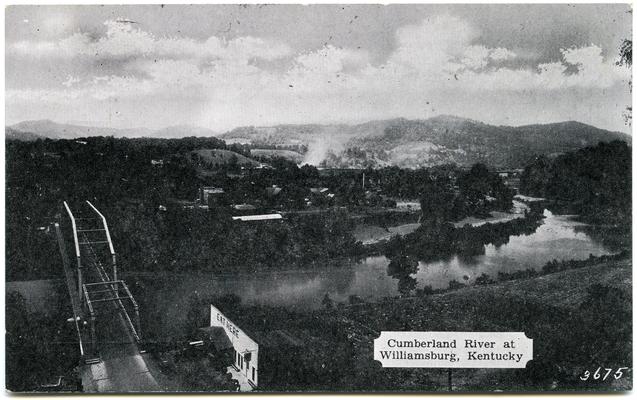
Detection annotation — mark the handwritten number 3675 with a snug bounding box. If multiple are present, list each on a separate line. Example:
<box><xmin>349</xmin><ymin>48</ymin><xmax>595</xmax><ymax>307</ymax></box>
<box><xmin>580</xmin><ymin>367</ymin><xmax>628</xmax><ymax>381</ymax></box>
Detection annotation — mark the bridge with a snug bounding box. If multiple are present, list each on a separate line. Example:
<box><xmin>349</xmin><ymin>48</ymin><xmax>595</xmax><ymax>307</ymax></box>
<box><xmin>56</xmin><ymin>201</ymin><xmax>160</xmax><ymax>392</ymax></box>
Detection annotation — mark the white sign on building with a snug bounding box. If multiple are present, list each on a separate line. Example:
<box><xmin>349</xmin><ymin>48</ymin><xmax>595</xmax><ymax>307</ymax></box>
<box><xmin>210</xmin><ymin>304</ymin><xmax>259</xmax><ymax>388</ymax></box>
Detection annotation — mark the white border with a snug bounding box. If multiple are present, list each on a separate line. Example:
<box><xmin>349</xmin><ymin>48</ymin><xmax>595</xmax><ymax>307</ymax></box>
<box><xmin>1</xmin><ymin>1</ymin><xmax>634</xmax><ymax>400</ymax></box>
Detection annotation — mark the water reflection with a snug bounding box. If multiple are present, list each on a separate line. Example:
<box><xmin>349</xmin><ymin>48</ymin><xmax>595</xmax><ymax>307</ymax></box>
<box><xmin>412</xmin><ymin>210</ymin><xmax>610</xmax><ymax>289</ymax></box>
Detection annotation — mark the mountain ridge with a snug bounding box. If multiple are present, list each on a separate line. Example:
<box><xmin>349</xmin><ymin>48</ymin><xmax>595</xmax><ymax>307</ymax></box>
<box><xmin>221</xmin><ymin>116</ymin><xmax>629</xmax><ymax>168</ymax></box>
<box><xmin>6</xmin><ymin>120</ymin><xmax>217</xmax><ymax>140</ymax></box>
<box><xmin>7</xmin><ymin>116</ymin><xmax>630</xmax><ymax>168</ymax></box>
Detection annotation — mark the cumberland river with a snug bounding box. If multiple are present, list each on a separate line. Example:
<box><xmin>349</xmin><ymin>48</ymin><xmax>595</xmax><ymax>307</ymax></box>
<box><xmin>127</xmin><ymin>209</ymin><xmax>611</xmax><ymax>337</ymax></box>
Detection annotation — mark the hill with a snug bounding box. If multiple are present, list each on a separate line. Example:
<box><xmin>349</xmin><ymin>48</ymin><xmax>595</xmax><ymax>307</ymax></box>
<box><xmin>8</xmin><ymin>116</ymin><xmax>630</xmax><ymax>168</ymax></box>
<box><xmin>5</xmin><ymin>127</ymin><xmax>46</xmax><ymax>141</ymax></box>
<box><xmin>191</xmin><ymin>149</ymin><xmax>262</xmax><ymax>168</ymax></box>
<box><xmin>250</xmin><ymin>149</ymin><xmax>305</xmax><ymax>164</ymax></box>
<box><xmin>151</xmin><ymin>125</ymin><xmax>219</xmax><ymax>139</ymax></box>
<box><xmin>6</xmin><ymin>120</ymin><xmax>217</xmax><ymax>140</ymax></box>
<box><xmin>222</xmin><ymin>116</ymin><xmax>630</xmax><ymax>168</ymax></box>
<box><xmin>8</xmin><ymin>120</ymin><xmax>152</xmax><ymax>139</ymax></box>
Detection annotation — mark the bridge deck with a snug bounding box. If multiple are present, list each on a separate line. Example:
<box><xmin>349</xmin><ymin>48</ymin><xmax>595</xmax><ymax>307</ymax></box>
<box><xmin>79</xmin><ymin>293</ymin><xmax>160</xmax><ymax>392</ymax></box>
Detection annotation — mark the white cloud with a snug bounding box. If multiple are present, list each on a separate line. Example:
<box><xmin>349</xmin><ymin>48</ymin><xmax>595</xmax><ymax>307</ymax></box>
<box><xmin>456</xmin><ymin>45</ymin><xmax>627</xmax><ymax>91</ymax></box>
<box><xmin>490</xmin><ymin>48</ymin><xmax>516</xmax><ymax>61</ymax></box>
<box><xmin>62</xmin><ymin>75</ymin><xmax>81</xmax><ymax>87</ymax></box>
<box><xmin>294</xmin><ymin>45</ymin><xmax>369</xmax><ymax>74</ymax></box>
<box><xmin>391</xmin><ymin>15</ymin><xmax>476</xmax><ymax>71</ymax></box>
<box><xmin>9</xmin><ymin>18</ymin><xmax>292</xmax><ymax>64</ymax></box>
<box><xmin>462</xmin><ymin>45</ymin><xmax>492</xmax><ymax>70</ymax></box>
<box><xmin>5</xmin><ymin>15</ymin><xmax>630</xmax><ymax>132</ymax></box>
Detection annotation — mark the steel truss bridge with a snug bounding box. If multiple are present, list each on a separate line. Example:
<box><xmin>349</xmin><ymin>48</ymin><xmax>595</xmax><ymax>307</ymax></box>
<box><xmin>56</xmin><ymin>201</ymin><xmax>160</xmax><ymax>392</ymax></box>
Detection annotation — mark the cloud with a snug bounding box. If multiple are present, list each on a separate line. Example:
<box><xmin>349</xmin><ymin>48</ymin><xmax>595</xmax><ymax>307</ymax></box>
<box><xmin>6</xmin><ymin>15</ymin><xmax>630</xmax><ymax>132</ymax></box>
<box><xmin>391</xmin><ymin>15</ymin><xmax>476</xmax><ymax>71</ymax></box>
<box><xmin>62</xmin><ymin>75</ymin><xmax>81</xmax><ymax>87</ymax></box>
<box><xmin>294</xmin><ymin>45</ymin><xmax>370</xmax><ymax>74</ymax></box>
<box><xmin>489</xmin><ymin>47</ymin><xmax>516</xmax><ymax>61</ymax></box>
<box><xmin>456</xmin><ymin>45</ymin><xmax>627</xmax><ymax>91</ymax></box>
<box><xmin>461</xmin><ymin>46</ymin><xmax>517</xmax><ymax>70</ymax></box>
<box><xmin>9</xmin><ymin>18</ymin><xmax>292</xmax><ymax>63</ymax></box>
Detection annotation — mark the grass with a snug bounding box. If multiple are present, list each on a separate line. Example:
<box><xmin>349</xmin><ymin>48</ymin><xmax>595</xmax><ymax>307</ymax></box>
<box><xmin>191</xmin><ymin>149</ymin><xmax>261</xmax><ymax>168</ymax></box>
<box><xmin>250</xmin><ymin>149</ymin><xmax>304</xmax><ymax>163</ymax></box>
<box><xmin>340</xmin><ymin>258</ymin><xmax>632</xmax><ymax>391</ymax></box>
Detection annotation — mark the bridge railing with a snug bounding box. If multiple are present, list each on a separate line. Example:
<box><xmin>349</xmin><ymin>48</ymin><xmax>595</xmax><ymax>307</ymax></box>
<box><xmin>63</xmin><ymin>201</ymin><xmax>83</xmax><ymax>302</ymax></box>
<box><xmin>86</xmin><ymin>200</ymin><xmax>118</xmax><ymax>282</ymax></box>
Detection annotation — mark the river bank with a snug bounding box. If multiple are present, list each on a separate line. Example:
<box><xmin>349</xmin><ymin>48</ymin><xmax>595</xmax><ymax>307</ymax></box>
<box><xmin>337</xmin><ymin>255</ymin><xmax>631</xmax><ymax>391</ymax></box>
<box><xmin>193</xmin><ymin>254</ymin><xmax>631</xmax><ymax>391</ymax></box>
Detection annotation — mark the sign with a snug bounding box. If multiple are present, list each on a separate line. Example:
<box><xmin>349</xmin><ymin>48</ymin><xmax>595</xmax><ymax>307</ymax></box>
<box><xmin>215</xmin><ymin>312</ymin><xmax>240</xmax><ymax>338</ymax></box>
<box><xmin>374</xmin><ymin>331</ymin><xmax>533</xmax><ymax>368</ymax></box>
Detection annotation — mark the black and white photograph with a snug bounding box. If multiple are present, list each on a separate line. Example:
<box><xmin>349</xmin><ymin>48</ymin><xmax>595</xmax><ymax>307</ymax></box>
<box><xmin>4</xmin><ymin>3</ymin><xmax>633</xmax><ymax>393</ymax></box>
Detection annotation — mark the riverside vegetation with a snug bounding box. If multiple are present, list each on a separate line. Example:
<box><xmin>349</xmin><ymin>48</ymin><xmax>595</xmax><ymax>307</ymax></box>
<box><xmin>5</xmin><ymin>136</ymin><xmax>631</xmax><ymax>391</ymax></box>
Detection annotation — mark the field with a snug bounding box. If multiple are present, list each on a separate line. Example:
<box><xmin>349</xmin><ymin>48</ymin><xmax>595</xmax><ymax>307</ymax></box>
<box><xmin>353</xmin><ymin>223</ymin><xmax>421</xmax><ymax>245</ymax></box>
<box><xmin>191</xmin><ymin>149</ymin><xmax>262</xmax><ymax>168</ymax></box>
<box><xmin>250</xmin><ymin>149</ymin><xmax>305</xmax><ymax>164</ymax></box>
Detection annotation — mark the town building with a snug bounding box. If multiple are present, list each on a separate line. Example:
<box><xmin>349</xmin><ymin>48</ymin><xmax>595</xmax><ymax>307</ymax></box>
<box><xmin>232</xmin><ymin>214</ymin><xmax>283</xmax><ymax>222</ymax></box>
<box><xmin>309</xmin><ymin>187</ymin><xmax>329</xmax><ymax>195</ymax></box>
<box><xmin>208</xmin><ymin>304</ymin><xmax>259</xmax><ymax>390</ymax></box>
<box><xmin>265</xmin><ymin>185</ymin><xmax>282</xmax><ymax>197</ymax></box>
<box><xmin>230</xmin><ymin>203</ymin><xmax>261</xmax><ymax>216</ymax></box>
<box><xmin>203</xmin><ymin>304</ymin><xmax>306</xmax><ymax>391</ymax></box>
<box><xmin>199</xmin><ymin>186</ymin><xmax>225</xmax><ymax>204</ymax></box>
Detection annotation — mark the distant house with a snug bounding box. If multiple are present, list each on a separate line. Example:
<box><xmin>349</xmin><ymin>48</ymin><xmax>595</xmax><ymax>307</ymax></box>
<box><xmin>200</xmin><ymin>186</ymin><xmax>225</xmax><ymax>204</ymax></box>
<box><xmin>309</xmin><ymin>187</ymin><xmax>329</xmax><ymax>195</ymax></box>
<box><xmin>496</xmin><ymin>169</ymin><xmax>523</xmax><ymax>191</ymax></box>
<box><xmin>232</xmin><ymin>214</ymin><xmax>283</xmax><ymax>222</ymax></box>
<box><xmin>151</xmin><ymin>159</ymin><xmax>164</xmax><ymax>166</ymax></box>
<box><xmin>232</xmin><ymin>203</ymin><xmax>258</xmax><ymax>211</ymax></box>
<box><xmin>42</xmin><ymin>152</ymin><xmax>61</xmax><ymax>159</ymax></box>
<box><xmin>309</xmin><ymin>188</ymin><xmax>332</xmax><ymax>207</ymax></box>
<box><xmin>265</xmin><ymin>185</ymin><xmax>282</xmax><ymax>197</ymax></box>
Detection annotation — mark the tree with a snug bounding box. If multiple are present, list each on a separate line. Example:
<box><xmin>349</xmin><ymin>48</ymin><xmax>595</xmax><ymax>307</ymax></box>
<box><xmin>322</xmin><ymin>293</ymin><xmax>334</xmax><ymax>310</ymax></box>
<box><xmin>419</xmin><ymin>179</ymin><xmax>456</xmax><ymax>225</ymax></box>
<box><xmin>617</xmin><ymin>38</ymin><xmax>632</xmax><ymax>125</ymax></box>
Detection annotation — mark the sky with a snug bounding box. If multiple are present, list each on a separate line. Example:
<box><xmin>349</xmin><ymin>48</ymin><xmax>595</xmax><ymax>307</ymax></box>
<box><xmin>5</xmin><ymin>4</ymin><xmax>633</xmax><ymax>133</ymax></box>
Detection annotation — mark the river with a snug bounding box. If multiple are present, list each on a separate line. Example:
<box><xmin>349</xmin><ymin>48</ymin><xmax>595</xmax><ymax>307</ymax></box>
<box><xmin>126</xmin><ymin>209</ymin><xmax>612</xmax><ymax>338</ymax></box>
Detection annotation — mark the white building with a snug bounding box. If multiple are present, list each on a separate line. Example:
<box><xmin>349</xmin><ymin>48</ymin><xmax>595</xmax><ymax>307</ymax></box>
<box><xmin>231</xmin><ymin>213</ymin><xmax>283</xmax><ymax>222</ymax></box>
<box><xmin>209</xmin><ymin>304</ymin><xmax>259</xmax><ymax>389</ymax></box>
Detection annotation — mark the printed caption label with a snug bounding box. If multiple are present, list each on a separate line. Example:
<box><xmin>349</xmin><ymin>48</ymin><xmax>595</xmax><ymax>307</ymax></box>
<box><xmin>374</xmin><ymin>331</ymin><xmax>533</xmax><ymax>368</ymax></box>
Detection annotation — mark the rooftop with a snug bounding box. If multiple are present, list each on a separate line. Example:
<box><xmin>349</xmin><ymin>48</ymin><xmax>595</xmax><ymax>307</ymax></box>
<box><xmin>232</xmin><ymin>214</ymin><xmax>283</xmax><ymax>222</ymax></box>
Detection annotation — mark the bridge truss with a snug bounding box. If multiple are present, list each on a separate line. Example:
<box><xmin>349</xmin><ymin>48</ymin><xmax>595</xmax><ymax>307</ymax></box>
<box><xmin>62</xmin><ymin>200</ymin><xmax>142</xmax><ymax>361</ymax></box>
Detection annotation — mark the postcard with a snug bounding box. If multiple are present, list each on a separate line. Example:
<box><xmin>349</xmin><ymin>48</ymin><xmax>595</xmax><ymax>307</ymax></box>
<box><xmin>5</xmin><ymin>3</ymin><xmax>632</xmax><ymax>393</ymax></box>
